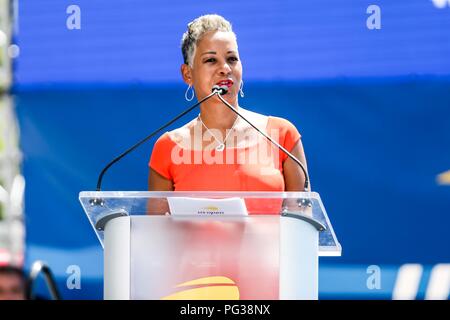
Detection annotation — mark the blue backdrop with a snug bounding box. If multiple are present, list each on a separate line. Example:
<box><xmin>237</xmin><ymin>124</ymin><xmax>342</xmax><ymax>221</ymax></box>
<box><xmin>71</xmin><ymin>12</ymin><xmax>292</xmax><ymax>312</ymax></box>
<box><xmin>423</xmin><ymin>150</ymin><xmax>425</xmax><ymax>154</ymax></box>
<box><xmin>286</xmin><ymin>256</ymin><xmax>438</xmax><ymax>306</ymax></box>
<box><xmin>16</xmin><ymin>0</ymin><xmax>450</xmax><ymax>85</ymax></box>
<box><xmin>13</xmin><ymin>0</ymin><xmax>450</xmax><ymax>299</ymax></box>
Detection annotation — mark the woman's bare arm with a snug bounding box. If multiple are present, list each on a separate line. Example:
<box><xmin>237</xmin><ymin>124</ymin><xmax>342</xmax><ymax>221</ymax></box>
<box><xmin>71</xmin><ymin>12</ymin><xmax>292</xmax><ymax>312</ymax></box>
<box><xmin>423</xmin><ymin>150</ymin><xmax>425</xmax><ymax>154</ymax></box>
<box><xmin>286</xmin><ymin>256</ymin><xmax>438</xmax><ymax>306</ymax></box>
<box><xmin>283</xmin><ymin>139</ymin><xmax>309</xmax><ymax>191</ymax></box>
<box><xmin>147</xmin><ymin>168</ymin><xmax>174</xmax><ymax>215</ymax></box>
<box><xmin>148</xmin><ymin>168</ymin><xmax>174</xmax><ymax>191</ymax></box>
<box><xmin>282</xmin><ymin>139</ymin><xmax>313</xmax><ymax>215</ymax></box>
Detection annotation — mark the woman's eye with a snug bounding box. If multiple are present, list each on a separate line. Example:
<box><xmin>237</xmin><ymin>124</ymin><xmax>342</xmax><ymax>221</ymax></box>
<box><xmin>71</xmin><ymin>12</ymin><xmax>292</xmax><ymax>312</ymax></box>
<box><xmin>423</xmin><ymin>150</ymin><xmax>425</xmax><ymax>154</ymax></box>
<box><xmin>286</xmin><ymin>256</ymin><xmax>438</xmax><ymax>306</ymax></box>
<box><xmin>205</xmin><ymin>58</ymin><xmax>216</xmax><ymax>63</ymax></box>
<box><xmin>228</xmin><ymin>57</ymin><xmax>238</xmax><ymax>62</ymax></box>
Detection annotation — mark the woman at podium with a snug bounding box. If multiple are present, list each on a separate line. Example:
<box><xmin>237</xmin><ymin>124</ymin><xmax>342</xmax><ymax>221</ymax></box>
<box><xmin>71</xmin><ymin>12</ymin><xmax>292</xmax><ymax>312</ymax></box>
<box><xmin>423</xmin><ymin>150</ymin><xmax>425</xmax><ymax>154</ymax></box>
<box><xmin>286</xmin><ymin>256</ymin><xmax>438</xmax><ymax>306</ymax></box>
<box><xmin>148</xmin><ymin>14</ymin><xmax>308</xmax><ymax>199</ymax></box>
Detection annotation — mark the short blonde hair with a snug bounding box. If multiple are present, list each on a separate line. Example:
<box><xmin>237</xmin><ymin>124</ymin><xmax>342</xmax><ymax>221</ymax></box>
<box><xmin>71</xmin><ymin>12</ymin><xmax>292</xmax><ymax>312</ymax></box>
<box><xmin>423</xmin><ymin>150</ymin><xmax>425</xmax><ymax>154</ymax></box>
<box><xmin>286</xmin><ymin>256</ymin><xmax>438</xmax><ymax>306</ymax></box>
<box><xmin>181</xmin><ymin>14</ymin><xmax>236</xmax><ymax>66</ymax></box>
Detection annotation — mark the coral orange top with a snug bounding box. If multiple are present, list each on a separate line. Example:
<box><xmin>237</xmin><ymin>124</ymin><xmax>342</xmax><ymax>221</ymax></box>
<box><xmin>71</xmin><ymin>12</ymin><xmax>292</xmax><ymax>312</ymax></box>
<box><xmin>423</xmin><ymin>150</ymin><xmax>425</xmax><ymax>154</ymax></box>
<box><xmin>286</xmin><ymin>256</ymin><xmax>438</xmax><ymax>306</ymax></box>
<box><xmin>149</xmin><ymin>108</ymin><xmax>301</xmax><ymax>192</ymax></box>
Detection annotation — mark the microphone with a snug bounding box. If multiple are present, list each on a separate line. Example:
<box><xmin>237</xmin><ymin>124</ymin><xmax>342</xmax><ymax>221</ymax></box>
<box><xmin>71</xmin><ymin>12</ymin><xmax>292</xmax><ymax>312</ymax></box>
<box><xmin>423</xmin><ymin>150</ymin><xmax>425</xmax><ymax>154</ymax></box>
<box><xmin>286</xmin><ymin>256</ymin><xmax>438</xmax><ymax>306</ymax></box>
<box><xmin>91</xmin><ymin>86</ymin><xmax>224</xmax><ymax>205</ymax></box>
<box><xmin>214</xmin><ymin>85</ymin><xmax>310</xmax><ymax>193</ymax></box>
<box><xmin>215</xmin><ymin>85</ymin><xmax>228</xmax><ymax>95</ymax></box>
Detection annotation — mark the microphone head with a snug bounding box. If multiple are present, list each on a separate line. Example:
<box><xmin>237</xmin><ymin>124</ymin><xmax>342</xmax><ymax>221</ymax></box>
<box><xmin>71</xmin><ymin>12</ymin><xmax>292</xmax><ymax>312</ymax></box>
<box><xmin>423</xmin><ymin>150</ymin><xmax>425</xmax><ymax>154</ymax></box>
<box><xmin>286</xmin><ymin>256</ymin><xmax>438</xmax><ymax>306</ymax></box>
<box><xmin>218</xmin><ymin>85</ymin><xmax>229</xmax><ymax>95</ymax></box>
<box><xmin>211</xmin><ymin>85</ymin><xmax>229</xmax><ymax>95</ymax></box>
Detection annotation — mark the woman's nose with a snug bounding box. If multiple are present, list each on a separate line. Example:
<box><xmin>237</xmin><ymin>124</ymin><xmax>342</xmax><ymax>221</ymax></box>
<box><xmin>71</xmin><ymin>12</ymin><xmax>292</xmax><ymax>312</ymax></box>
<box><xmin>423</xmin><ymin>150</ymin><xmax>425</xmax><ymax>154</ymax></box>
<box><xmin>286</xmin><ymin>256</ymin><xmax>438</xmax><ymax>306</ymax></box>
<box><xmin>218</xmin><ymin>62</ymin><xmax>232</xmax><ymax>75</ymax></box>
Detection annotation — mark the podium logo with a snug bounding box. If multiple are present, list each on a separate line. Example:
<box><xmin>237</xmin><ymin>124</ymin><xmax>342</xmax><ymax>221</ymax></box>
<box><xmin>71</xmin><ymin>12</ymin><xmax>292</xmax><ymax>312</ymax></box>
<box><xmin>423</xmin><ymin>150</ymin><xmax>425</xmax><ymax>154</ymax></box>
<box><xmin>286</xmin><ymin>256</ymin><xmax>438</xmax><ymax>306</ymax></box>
<box><xmin>198</xmin><ymin>206</ymin><xmax>225</xmax><ymax>215</ymax></box>
<box><xmin>161</xmin><ymin>276</ymin><xmax>239</xmax><ymax>300</ymax></box>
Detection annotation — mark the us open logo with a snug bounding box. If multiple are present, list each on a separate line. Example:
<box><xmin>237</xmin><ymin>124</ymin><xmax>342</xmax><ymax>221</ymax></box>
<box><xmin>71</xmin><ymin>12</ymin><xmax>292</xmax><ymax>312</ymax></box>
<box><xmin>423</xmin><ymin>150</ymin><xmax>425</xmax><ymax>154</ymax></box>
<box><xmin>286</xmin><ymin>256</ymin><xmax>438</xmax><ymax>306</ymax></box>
<box><xmin>163</xmin><ymin>276</ymin><xmax>239</xmax><ymax>300</ymax></box>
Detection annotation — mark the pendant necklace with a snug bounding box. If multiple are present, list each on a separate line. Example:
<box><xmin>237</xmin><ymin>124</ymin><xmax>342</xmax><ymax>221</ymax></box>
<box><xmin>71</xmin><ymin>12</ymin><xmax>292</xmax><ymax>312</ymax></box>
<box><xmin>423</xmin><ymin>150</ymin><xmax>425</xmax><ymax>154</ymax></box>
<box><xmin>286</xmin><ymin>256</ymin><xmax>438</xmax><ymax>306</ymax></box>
<box><xmin>198</xmin><ymin>114</ymin><xmax>239</xmax><ymax>151</ymax></box>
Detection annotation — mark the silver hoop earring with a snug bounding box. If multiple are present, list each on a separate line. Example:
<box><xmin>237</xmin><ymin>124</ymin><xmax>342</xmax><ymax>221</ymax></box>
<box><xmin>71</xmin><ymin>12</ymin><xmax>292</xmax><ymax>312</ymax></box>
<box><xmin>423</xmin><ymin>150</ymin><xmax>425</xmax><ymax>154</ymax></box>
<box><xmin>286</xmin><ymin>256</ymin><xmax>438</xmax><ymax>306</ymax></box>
<box><xmin>185</xmin><ymin>85</ymin><xmax>195</xmax><ymax>101</ymax></box>
<box><xmin>239</xmin><ymin>80</ymin><xmax>245</xmax><ymax>98</ymax></box>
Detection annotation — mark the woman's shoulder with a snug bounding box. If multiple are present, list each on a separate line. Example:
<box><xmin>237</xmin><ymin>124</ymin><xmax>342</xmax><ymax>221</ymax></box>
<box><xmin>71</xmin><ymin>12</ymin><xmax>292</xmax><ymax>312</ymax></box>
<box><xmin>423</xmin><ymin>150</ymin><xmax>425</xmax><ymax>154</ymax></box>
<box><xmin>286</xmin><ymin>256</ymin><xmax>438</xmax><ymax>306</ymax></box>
<box><xmin>153</xmin><ymin>118</ymin><xmax>196</xmax><ymax>146</ymax></box>
<box><xmin>167</xmin><ymin>117</ymin><xmax>197</xmax><ymax>148</ymax></box>
<box><xmin>266</xmin><ymin>115</ymin><xmax>302</xmax><ymax>143</ymax></box>
<box><xmin>153</xmin><ymin>131</ymin><xmax>173</xmax><ymax>146</ymax></box>
<box><xmin>237</xmin><ymin>107</ymin><xmax>268</xmax><ymax>132</ymax></box>
<box><xmin>239</xmin><ymin>108</ymin><xmax>298</xmax><ymax>131</ymax></box>
<box><xmin>267</xmin><ymin>115</ymin><xmax>298</xmax><ymax>131</ymax></box>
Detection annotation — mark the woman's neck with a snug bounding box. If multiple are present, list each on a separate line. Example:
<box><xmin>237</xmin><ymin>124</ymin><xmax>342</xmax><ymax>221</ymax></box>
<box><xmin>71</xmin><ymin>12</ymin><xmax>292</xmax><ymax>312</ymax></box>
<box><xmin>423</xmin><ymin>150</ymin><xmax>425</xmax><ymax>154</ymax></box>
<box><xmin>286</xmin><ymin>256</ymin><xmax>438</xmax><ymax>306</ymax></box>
<box><xmin>199</xmin><ymin>99</ymin><xmax>239</xmax><ymax>130</ymax></box>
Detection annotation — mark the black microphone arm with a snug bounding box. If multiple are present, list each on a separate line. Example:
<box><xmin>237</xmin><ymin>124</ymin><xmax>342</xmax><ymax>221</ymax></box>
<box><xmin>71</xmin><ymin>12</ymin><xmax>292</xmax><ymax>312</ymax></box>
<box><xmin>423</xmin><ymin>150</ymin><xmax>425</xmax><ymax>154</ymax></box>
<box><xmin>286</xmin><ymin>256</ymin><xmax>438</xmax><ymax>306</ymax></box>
<box><xmin>95</xmin><ymin>87</ymin><xmax>222</xmax><ymax>193</ymax></box>
<box><xmin>215</xmin><ymin>86</ymin><xmax>310</xmax><ymax>192</ymax></box>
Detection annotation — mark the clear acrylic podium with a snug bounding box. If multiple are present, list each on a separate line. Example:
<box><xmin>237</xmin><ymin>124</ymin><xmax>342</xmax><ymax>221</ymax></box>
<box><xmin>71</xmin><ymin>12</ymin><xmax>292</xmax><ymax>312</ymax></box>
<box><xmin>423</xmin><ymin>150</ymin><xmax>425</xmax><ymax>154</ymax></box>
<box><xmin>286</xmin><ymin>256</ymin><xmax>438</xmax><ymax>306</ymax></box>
<box><xmin>79</xmin><ymin>191</ymin><xmax>341</xmax><ymax>300</ymax></box>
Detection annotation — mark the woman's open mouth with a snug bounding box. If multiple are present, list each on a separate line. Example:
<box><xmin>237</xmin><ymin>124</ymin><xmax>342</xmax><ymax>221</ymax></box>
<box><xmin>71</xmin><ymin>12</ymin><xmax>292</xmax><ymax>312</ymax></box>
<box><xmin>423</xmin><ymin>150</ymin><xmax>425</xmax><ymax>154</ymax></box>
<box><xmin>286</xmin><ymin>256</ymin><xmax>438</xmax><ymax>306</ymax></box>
<box><xmin>215</xmin><ymin>79</ymin><xmax>234</xmax><ymax>88</ymax></box>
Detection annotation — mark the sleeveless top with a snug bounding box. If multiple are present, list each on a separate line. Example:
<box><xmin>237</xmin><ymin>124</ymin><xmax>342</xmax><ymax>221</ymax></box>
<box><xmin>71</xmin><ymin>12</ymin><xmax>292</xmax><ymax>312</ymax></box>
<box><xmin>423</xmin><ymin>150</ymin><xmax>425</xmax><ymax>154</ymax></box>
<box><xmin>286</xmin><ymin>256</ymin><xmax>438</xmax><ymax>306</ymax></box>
<box><xmin>149</xmin><ymin>108</ymin><xmax>301</xmax><ymax>192</ymax></box>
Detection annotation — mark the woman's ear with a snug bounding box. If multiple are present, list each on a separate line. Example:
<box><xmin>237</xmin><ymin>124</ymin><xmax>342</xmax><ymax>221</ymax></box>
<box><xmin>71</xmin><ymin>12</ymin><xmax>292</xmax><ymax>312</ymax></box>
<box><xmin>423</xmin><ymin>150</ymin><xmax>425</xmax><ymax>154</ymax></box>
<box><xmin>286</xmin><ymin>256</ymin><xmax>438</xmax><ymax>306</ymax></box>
<box><xmin>180</xmin><ymin>64</ymin><xmax>192</xmax><ymax>85</ymax></box>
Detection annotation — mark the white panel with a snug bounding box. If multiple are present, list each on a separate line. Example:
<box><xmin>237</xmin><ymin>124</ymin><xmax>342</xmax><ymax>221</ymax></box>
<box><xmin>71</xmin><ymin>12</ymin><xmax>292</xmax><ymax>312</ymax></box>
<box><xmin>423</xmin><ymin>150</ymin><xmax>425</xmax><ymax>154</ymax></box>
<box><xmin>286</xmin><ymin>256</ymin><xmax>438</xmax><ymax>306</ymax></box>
<box><xmin>279</xmin><ymin>216</ymin><xmax>319</xmax><ymax>300</ymax></box>
<box><xmin>104</xmin><ymin>216</ymin><xmax>130</xmax><ymax>300</ymax></box>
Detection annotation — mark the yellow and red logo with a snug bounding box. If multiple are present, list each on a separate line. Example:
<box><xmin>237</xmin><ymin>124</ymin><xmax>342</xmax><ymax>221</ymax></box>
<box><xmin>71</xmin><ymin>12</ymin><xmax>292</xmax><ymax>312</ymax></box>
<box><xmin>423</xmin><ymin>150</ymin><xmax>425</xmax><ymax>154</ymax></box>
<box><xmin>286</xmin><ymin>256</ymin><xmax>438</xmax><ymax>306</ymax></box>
<box><xmin>161</xmin><ymin>276</ymin><xmax>239</xmax><ymax>300</ymax></box>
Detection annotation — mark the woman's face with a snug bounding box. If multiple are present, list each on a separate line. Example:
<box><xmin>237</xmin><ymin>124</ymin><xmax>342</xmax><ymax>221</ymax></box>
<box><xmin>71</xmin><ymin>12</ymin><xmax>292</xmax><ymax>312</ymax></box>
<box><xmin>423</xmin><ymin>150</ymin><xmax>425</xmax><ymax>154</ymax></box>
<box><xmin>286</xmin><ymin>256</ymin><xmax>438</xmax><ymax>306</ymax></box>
<box><xmin>182</xmin><ymin>31</ymin><xmax>242</xmax><ymax>105</ymax></box>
